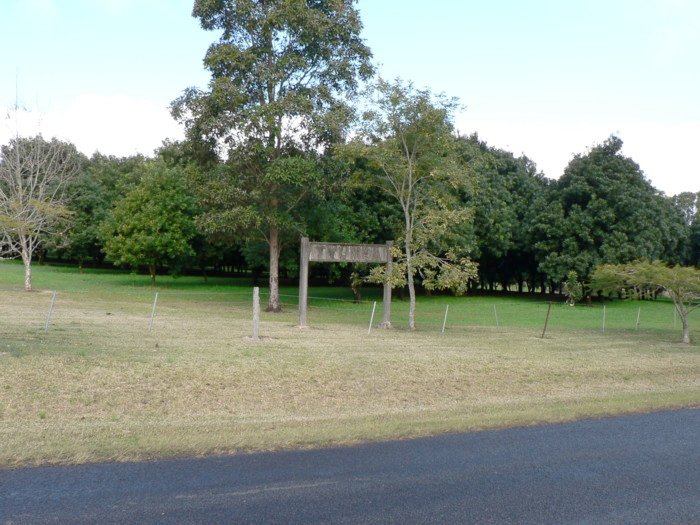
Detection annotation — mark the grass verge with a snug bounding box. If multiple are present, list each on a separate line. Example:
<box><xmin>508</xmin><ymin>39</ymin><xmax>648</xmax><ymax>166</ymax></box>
<box><xmin>0</xmin><ymin>262</ymin><xmax>698</xmax><ymax>468</ymax></box>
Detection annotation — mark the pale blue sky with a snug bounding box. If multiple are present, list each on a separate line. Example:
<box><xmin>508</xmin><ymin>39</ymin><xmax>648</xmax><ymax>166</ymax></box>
<box><xmin>1</xmin><ymin>0</ymin><xmax>698</xmax><ymax>194</ymax></box>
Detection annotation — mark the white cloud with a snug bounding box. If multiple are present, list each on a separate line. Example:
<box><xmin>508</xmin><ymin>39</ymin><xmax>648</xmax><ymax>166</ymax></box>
<box><xmin>455</xmin><ymin>114</ymin><xmax>700</xmax><ymax>196</ymax></box>
<box><xmin>1</xmin><ymin>94</ymin><xmax>184</xmax><ymax>158</ymax></box>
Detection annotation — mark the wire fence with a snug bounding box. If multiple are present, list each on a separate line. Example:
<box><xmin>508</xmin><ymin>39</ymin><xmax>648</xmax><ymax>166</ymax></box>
<box><xmin>1</xmin><ymin>285</ymin><xmax>694</xmax><ymax>344</ymax></box>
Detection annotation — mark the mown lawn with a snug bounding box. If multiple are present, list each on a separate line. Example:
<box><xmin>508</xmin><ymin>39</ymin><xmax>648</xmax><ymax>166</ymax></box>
<box><xmin>0</xmin><ymin>261</ymin><xmax>698</xmax><ymax>468</ymax></box>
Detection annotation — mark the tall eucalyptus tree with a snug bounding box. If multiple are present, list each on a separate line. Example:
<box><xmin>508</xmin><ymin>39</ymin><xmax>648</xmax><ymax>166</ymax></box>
<box><xmin>172</xmin><ymin>0</ymin><xmax>373</xmax><ymax>311</ymax></box>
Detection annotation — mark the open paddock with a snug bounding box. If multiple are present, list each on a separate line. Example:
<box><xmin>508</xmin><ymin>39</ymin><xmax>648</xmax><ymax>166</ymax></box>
<box><xmin>0</xmin><ymin>262</ymin><xmax>698</xmax><ymax>468</ymax></box>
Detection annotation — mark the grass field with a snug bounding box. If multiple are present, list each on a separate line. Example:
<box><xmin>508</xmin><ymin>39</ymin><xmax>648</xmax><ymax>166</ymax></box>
<box><xmin>1</xmin><ymin>260</ymin><xmax>698</xmax><ymax>468</ymax></box>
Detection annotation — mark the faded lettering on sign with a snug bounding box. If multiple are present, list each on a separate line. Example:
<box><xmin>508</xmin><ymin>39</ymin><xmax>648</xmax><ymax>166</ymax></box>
<box><xmin>308</xmin><ymin>242</ymin><xmax>389</xmax><ymax>263</ymax></box>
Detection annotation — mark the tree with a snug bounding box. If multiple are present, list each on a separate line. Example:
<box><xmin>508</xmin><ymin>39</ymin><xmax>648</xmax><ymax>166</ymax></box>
<box><xmin>345</xmin><ymin>79</ymin><xmax>477</xmax><ymax>330</ymax></box>
<box><xmin>0</xmin><ymin>135</ymin><xmax>82</xmax><ymax>290</ymax></box>
<box><xmin>457</xmin><ymin>134</ymin><xmax>547</xmax><ymax>292</ymax></box>
<box><xmin>562</xmin><ymin>270</ymin><xmax>583</xmax><ymax>306</ymax></box>
<box><xmin>100</xmin><ymin>162</ymin><xmax>198</xmax><ymax>287</ymax></box>
<box><xmin>670</xmin><ymin>191</ymin><xmax>699</xmax><ymax>266</ymax></box>
<box><xmin>171</xmin><ymin>0</ymin><xmax>373</xmax><ymax>311</ymax></box>
<box><xmin>691</xmin><ymin>217</ymin><xmax>700</xmax><ymax>267</ymax></box>
<box><xmin>671</xmin><ymin>191</ymin><xmax>699</xmax><ymax>226</ymax></box>
<box><xmin>591</xmin><ymin>260</ymin><xmax>700</xmax><ymax>344</ymax></box>
<box><xmin>535</xmin><ymin>136</ymin><xmax>687</xmax><ymax>285</ymax></box>
<box><xmin>53</xmin><ymin>154</ymin><xmax>146</xmax><ymax>270</ymax></box>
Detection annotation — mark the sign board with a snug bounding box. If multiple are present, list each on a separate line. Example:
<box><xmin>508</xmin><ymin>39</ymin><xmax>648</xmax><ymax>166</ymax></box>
<box><xmin>298</xmin><ymin>237</ymin><xmax>393</xmax><ymax>328</ymax></box>
<box><xmin>308</xmin><ymin>242</ymin><xmax>391</xmax><ymax>263</ymax></box>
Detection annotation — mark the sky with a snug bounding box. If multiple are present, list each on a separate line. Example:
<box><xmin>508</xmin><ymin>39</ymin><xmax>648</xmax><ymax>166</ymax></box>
<box><xmin>1</xmin><ymin>0</ymin><xmax>698</xmax><ymax>195</ymax></box>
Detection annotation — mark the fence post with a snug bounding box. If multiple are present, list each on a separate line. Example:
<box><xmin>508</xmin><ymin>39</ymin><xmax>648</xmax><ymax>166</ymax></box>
<box><xmin>541</xmin><ymin>302</ymin><xmax>552</xmax><ymax>339</ymax></box>
<box><xmin>493</xmin><ymin>305</ymin><xmax>499</xmax><ymax>328</ymax></box>
<box><xmin>368</xmin><ymin>301</ymin><xmax>377</xmax><ymax>335</ymax></box>
<box><xmin>381</xmin><ymin>240</ymin><xmax>393</xmax><ymax>328</ymax></box>
<box><xmin>635</xmin><ymin>306</ymin><xmax>641</xmax><ymax>331</ymax></box>
<box><xmin>252</xmin><ymin>286</ymin><xmax>260</xmax><ymax>340</ymax></box>
<box><xmin>602</xmin><ymin>304</ymin><xmax>606</xmax><ymax>334</ymax></box>
<box><xmin>148</xmin><ymin>292</ymin><xmax>159</xmax><ymax>332</ymax></box>
<box><xmin>298</xmin><ymin>237</ymin><xmax>310</xmax><ymax>328</ymax></box>
<box><xmin>441</xmin><ymin>304</ymin><xmax>449</xmax><ymax>334</ymax></box>
<box><xmin>44</xmin><ymin>291</ymin><xmax>57</xmax><ymax>332</ymax></box>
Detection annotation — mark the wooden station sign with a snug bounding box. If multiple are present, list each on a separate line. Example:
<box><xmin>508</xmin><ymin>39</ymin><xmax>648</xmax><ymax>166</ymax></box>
<box><xmin>308</xmin><ymin>242</ymin><xmax>391</xmax><ymax>264</ymax></box>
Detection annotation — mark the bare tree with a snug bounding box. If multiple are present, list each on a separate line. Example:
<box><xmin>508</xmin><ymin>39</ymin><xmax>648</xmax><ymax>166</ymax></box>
<box><xmin>0</xmin><ymin>135</ymin><xmax>81</xmax><ymax>290</ymax></box>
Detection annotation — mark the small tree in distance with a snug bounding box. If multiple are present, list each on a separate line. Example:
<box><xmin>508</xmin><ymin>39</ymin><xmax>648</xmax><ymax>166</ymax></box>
<box><xmin>591</xmin><ymin>260</ymin><xmax>700</xmax><ymax>344</ymax></box>
<box><xmin>563</xmin><ymin>271</ymin><xmax>583</xmax><ymax>305</ymax></box>
<box><xmin>101</xmin><ymin>162</ymin><xmax>198</xmax><ymax>287</ymax></box>
<box><xmin>0</xmin><ymin>135</ymin><xmax>82</xmax><ymax>290</ymax></box>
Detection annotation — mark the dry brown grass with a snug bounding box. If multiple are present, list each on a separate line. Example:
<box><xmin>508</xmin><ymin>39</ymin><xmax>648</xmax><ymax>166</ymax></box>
<box><xmin>1</xmin><ymin>288</ymin><xmax>698</xmax><ymax>468</ymax></box>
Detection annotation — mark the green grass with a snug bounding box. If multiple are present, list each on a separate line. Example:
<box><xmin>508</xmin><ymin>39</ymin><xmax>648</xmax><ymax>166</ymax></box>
<box><xmin>0</xmin><ymin>260</ymin><xmax>698</xmax><ymax>468</ymax></box>
<box><xmin>1</xmin><ymin>259</ymin><xmax>691</xmax><ymax>335</ymax></box>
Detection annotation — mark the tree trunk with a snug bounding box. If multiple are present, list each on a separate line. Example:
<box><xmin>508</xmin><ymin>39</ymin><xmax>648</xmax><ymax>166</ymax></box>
<box><xmin>406</xmin><ymin>252</ymin><xmax>416</xmax><ymax>330</ymax></box>
<box><xmin>680</xmin><ymin>312</ymin><xmax>690</xmax><ymax>344</ymax></box>
<box><xmin>21</xmin><ymin>248</ymin><xmax>32</xmax><ymax>291</ymax></box>
<box><xmin>266</xmin><ymin>224</ymin><xmax>282</xmax><ymax>312</ymax></box>
<box><xmin>404</xmin><ymin>219</ymin><xmax>416</xmax><ymax>331</ymax></box>
<box><xmin>149</xmin><ymin>264</ymin><xmax>156</xmax><ymax>288</ymax></box>
<box><xmin>351</xmin><ymin>284</ymin><xmax>361</xmax><ymax>304</ymax></box>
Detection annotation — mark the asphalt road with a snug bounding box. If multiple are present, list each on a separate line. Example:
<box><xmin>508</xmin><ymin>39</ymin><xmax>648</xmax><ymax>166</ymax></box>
<box><xmin>2</xmin><ymin>408</ymin><xmax>699</xmax><ymax>524</ymax></box>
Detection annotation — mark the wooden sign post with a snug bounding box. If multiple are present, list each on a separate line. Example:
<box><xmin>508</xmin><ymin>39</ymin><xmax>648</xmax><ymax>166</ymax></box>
<box><xmin>298</xmin><ymin>237</ymin><xmax>393</xmax><ymax>329</ymax></box>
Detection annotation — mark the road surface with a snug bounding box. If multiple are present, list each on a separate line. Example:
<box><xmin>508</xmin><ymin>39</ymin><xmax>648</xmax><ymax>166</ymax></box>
<box><xmin>2</xmin><ymin>408</ymin><xmax>699</xmax><ymax>524</ymax></box>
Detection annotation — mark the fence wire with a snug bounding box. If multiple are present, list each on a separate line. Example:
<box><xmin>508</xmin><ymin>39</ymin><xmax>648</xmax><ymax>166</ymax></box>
<box><xmin>0</xmin><ymin>285</ymin><xmax>694</xmax><ymax>342</ymax></box>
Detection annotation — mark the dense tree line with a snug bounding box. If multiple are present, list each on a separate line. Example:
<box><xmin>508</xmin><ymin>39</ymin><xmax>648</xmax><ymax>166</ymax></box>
<box><xmin>2</xmin><ymin>0</ymin><xmax>698</xmax><ymax>299</ymax></box>
<box><xmin>2</xmin><ymin>131</ymin><xmax>696</xmax><ymax>295</ymax></box>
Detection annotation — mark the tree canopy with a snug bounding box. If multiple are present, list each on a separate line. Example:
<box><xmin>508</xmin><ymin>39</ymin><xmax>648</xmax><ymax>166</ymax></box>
<box><xmin>344</xmin><ymin>79</ymin><xmax>477</xmax><ymax>329</ymax></box>
<box><xmin>0</xmin><ymin>135</ymin><xmax>82</xmax><ymax>290</ymax></box>
<box><xmin>171</xmin><ymin>0</ymin><xmax>373</xmax><ymax>311</ymax></box>
<box><xmin>56</xmin><ymin>153</ymin><xmax>146</xmax><ymax>269</ymax></box>
<box><xmin>591</xmin><ymin>260</ymin><xmax>700</xmax><ymax>344</ymax></box>
<box><xmin>4</xmin><ymin>6</ymin><xmax>698</xmax><ymax>308</ymax></box>
<box><xmin>458</xmin><ymin>134</ymin><xmax>547</xmax><ymax>292</ymax></box>
<box><xmin>101</xmin><ymin>161</ymin><xmax>198</xmax><ymax>286</ymax></box>
<box><xmin>535</xmin><ymin>136</ymin><xmax>687</xmax><ymax>285</ymax></box>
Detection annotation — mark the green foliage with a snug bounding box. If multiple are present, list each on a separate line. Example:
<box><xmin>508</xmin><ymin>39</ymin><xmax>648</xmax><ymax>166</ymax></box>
<box><xmin>671</xmin><ymin>191</ymin><xmax>699</xmax><ymax>226</ymax></box>
<box><xmin>592</xmin><ymin>260</ymin><xmax>699</xmax><ymax>301</ymax></box>
<box><xmin>100</xmin><ymin>161</ymin><xmax>198</xmax><ymax>285</ymax></box>
<box><xmin>671</xmin><ymin>191</ymin><xmax>700</xmax><ymax>267</ymax></box>
<box><xmin>175</xmin><ymin>0</ymin><xmax>373</xmax><ymax>155</ymax></box>
<box><xmin>345</xmin><ymin>79</ymin><xmax>478</xmax><ymax>327</ymax></box>
<box><xmin>591</xmin><ymin>260</ymin><xmax>700</xmax><ymax>343</ymax></box>
<box><xmin>56</xmin><ymin>154</ymin><xmax>147</xmax><ymax>266</ymax></box>
<box><xmin>53</xmin><ymin>173</ymin><xmax>108</xmax><ymax>265</ymax></box>
<box><xmin>562</xmin><ymin>271</ymin><xmax>584</xmax><ymax>306</ymax></box>
<box><xmin>536</xmin><ymin>136</ymin><xmax>687</xmax><ymax>285</ymax></box>
<box><xmin>690</xmin><ymin>218</ymin><xmax>700</xmax><ymax>267</ymax></box>
<box><xmin>458</xmin><ymin>134</ymin><xmax>547</xmax><ymax>291</ymax></box>
<box><xmin>171</xmin><ymin>0</ymin><xmax>373</xmax><ymax>309</ymax></box>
